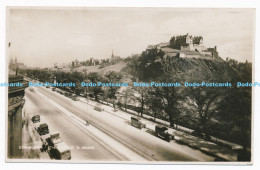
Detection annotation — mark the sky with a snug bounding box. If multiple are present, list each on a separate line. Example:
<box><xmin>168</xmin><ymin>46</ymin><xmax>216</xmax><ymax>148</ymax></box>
<box><xmin>7</xmin><ymin>7</ymin><xmax>255</xmax><ymax>67</ymax></box>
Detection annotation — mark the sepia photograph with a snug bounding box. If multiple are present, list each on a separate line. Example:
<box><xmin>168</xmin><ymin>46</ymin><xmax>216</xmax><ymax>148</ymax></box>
<box><xmin>6</xmin><ymin>7</ymin><xmax>255</xmax><ymax>164</ymax></box>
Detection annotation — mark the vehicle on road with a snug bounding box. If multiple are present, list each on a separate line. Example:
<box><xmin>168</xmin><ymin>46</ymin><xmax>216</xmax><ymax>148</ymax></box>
<box><xmin>94</xmin><ymin>106</ymin><xmax>104</xmax><ymax>112</ymax></box>
<box><xmin>32</xmin><ymin>115</ymin><xmax>40</xmax><ymax>123</ymax></box>
<box><xmin>37</xmin><ymin>123</ymin><xmax>50</xmax><ymax>135</ymax></box>
<box><xmin>131</xmin><ymin>116</ymin><xmax>146</xmax><ymax>129</ymax></box>
<box><xmin>41</xmin><ymin>132</ymin><xmax>71</xmax><ymax>160</ymax></box>
<box><xmin>52</xmin><ymin>142</ymin><xmax>71</xmax><ymax>160</ymax></box>
<box><xmin>71</xmin><ymin>95</ymin><xmax>79</xmax><ymax>101</ymax></box>
<box><xmin>55</xmin><ymin>88</ymin><xmax>64</xmax><ymax>95</ymax></box>
<box><xmin>47</xmin><ymin>132</ymin><xmax>63</xmax><ymax>146</ymax></box>
<box><xmin>155</xmin><ymin>125</ymin><xmax>174</xmax><ymax>142</ymax></box>
<box><xmin>113</xmin><ymin>106</ymin><xmax>118</xmax><ymax>112</ymax></box>
<box><xmin>65</xmin><ymin>92</ymin><xmax>72</xmax><ymax>98</ymax></box>
<box><xmin>191</xmin><ymin>130</ymin><xmax>211</xmax><ymax>140</ymax></box>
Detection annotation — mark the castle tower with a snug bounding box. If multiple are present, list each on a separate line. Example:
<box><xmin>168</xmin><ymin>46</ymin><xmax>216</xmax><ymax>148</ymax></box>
<box><xmin>214</xmin><ymin>46</ymin><xmax>217</xmax><ymax>52</ymax></box>
<box><xmin>199</xmin><ymin>38</ymin><xmax>203</xmax><ymax>45</ymax></box>
<box><xmin>186</xmin><ymin>33</ymin><xmax>193</xmax><ymax>44</ymax></box>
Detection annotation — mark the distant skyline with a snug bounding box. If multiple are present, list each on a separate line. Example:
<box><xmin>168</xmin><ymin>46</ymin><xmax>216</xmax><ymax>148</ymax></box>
<box><xmin>7</xmin><ymin>7</ymin><xmax>255</xmax><ymax>67</ymax></box>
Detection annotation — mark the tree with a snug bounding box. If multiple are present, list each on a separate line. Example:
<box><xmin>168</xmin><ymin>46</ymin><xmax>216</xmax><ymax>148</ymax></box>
<box><xmin>133</xmin><ymin>85</ymin><xmax>149</xmax><ymax>117</ymax></box>
<box><xmin>152</xmin><ymin>84</ymin><xmax>183</xmax><ymax>127</ymax></box>
<box><xmin>185</xmin><ymin>86</ymin><xmax>223</xmax><ymax>135</ymax></box>
<box><xmin>69</xmin><ymin>71</ymin><xmax>84</xmax><ymax>94</ymax></box>
<box><xmin>88</xmin><ymin>72</ymin><xmax>103</xmax><ymax>101</ymax></box>
<box><xmin>119</xmin><ymin>88</ymin><xmax>134</xmax><ymax>111</ymax></box>
<box><xmin>104</xmin><ymin>71</ymin><xmax>122</xmax><ymax>109</ymax></box>
<box><xmin>126</xmin><ymin>49</ymin><xmax>165</xmax><ymax>81</ymax></box>
<box><xmin>217</xmin><ymin>60</ymin><xmax>252</xmax><ymax>149</ymax></box>
<box><xmin>147</xmin><ymin>87</ymin><xmax>161</xmax><ymax>121</ymax></box>
<box><xmin>184</xmin><ymin>69</ymin><xmax>229</xmax><ymax>136</ymax></box>
<box><xmin>219</xmin><ymin>86</ymin><xmax>251</xmax><ymax>148</ymax></box>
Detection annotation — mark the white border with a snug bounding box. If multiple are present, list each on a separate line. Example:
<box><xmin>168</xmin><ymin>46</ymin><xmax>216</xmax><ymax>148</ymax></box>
<box><xmin>0</xmin><ymin>0</ymin><xmax>259</xmax><ymax>170</ymax></box>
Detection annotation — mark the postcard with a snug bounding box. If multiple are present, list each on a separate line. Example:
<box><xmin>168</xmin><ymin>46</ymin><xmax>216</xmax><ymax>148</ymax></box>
<box><xmin>6</xmin><ymin>7</ymin><xmax>255</xmax><ymax>164</ymax></box>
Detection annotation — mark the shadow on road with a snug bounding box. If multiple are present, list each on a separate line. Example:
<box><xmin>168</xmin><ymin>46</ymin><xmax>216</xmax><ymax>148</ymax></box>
<box><xmin>123</xmin><ymin>120</ymin><xmax>131</xmax><ymax>126</ymax></box>
<box><xmin>145</xmin><ymin>129</ymin><xmax>156</xmax><ymax>136</ymax></box>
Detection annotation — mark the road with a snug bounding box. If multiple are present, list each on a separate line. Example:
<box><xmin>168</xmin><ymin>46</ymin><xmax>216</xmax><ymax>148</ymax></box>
<box><xmin>25</xmin><ymin>86</ymin><xmax>214</xmax><ymax>162</ymax></box>
<box><xmin>25</xmin><ymin>88</ymin><xmax>122</xmax><ymax>161</ymax></box>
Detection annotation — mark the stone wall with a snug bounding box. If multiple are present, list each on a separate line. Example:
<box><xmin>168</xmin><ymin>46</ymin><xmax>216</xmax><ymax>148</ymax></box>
<box><xmin>8</xmin><ymin>104</ymin><xmax>23</xmax><ymax>158</ymax></box>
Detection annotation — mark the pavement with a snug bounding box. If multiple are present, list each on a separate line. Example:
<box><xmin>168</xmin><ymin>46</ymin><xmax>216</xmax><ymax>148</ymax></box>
<box><xmin>80</xmin><ymin>97</ymin><xmax>238</xmax><ymax>161</ymax></box>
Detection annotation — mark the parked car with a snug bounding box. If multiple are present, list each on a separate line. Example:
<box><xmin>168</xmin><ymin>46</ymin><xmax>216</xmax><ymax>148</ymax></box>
<box><xmin>71</xmin><ymin>95</ymin><xmax>79</xmax><ymax>101</ymax></box>
<box><xmin>40</xmin><ymin>132</ymin><xmax>71</xmax><ymax>160</ymax></box>
<box><xmin>155</xmin><ymin>125</ymin><xmax>174</xmax><ymax>142</ymax></box>
<box><xmin>37</xmin><ymin>123</ymin><xmax>50</xmax><ymax>135</ymax></box>
<box><xmin>191</xmin><ymin>130</ymin><xmax>211</xmax><ymax>140</ymax></box>
<box><xmin>131</xmin><ymin>116</ymin><xmax>146</xmax><ymax>129</ymax></box>
<box><xmin>94</xmin><ymin>106</ymin><xmax>104</xmax><ymax>112</ymax></box>
<box><xmin>65</xmin><ymin>92</ymin><xmax>72</xmax><ymax>98</ymax></box>
<box><xmin>53</xmin><ymin>142</ymin><xmax>71</xmax><ymax>160</ymax></box>
<box><xmin>113</xmin><ymin>106</ymin><xmax>118</xmax><ymax>112</ymax></box>
<box><xmin>32</xmin><ymin>115</ymin><xmax>40</xmax><ymax>123</ymax></box>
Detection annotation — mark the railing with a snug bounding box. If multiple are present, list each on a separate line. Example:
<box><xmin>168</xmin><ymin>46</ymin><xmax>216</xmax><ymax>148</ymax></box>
<box><xmin>8</xmin><ymin>76</ymin><xmax>24</xmax><ymax>82</ymax></box>
<box><xmin>8</xmin><ymin>96</ymin><xmax>24</xmax><ymax>106</ymax></box>
<box><xmin>8</xmin><ymin>82</ymin><xmax>28</xmax><ymax>94</ymax></box>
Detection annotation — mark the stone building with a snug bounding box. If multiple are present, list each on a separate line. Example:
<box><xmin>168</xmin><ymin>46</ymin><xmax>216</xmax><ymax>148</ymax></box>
<box><xmin>8</xmin><ymin>74</ymin><xmax>28</xmax><ymax>158</ymax></box>
<box><xmin>179</xmin><ymin>33</ymin><xmax>206</xmax><ymax>52</ymax></box>
<box><xmin>146</xmin><ymin>33</ymin><xmax>220</xmax><ymax>60</ymax></box>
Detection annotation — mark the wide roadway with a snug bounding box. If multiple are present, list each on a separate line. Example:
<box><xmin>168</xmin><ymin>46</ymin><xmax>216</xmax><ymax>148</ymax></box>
<box><xmin>33</xmin><ymin>86</ymin><xmax>210</xmax><ymax>161</ymax></box>
<box><xmin>25</xmin><ymin>88</ymin><xmax>122</xmax><ymax>161</ymax></box>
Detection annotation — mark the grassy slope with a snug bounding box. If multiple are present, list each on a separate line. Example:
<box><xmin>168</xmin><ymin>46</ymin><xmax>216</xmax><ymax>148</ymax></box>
<box><xmin>61</xmin><ymin>61</ymin><xmax>127</xmax><ymax>75</ymax></box>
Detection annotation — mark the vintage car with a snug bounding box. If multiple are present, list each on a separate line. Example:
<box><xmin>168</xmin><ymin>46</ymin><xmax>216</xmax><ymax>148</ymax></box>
<box><xmin>32</xmin><ymin>115</ymin><xmax>40</xmax><ymax>123</ymax></box>
<box><xmin>155</xmin><ymin>125</ymin><xmax>174</xmax><ymax>142</ymax></box>
<box><xmin>131</xmin><ymin>116</ymin><xmax>146</xmax><ymax>129</ymax></box>
<box><xmin>37</xmin><ymin>123</ymin><xmax>50</xmax><ymax>136</ymax></box>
